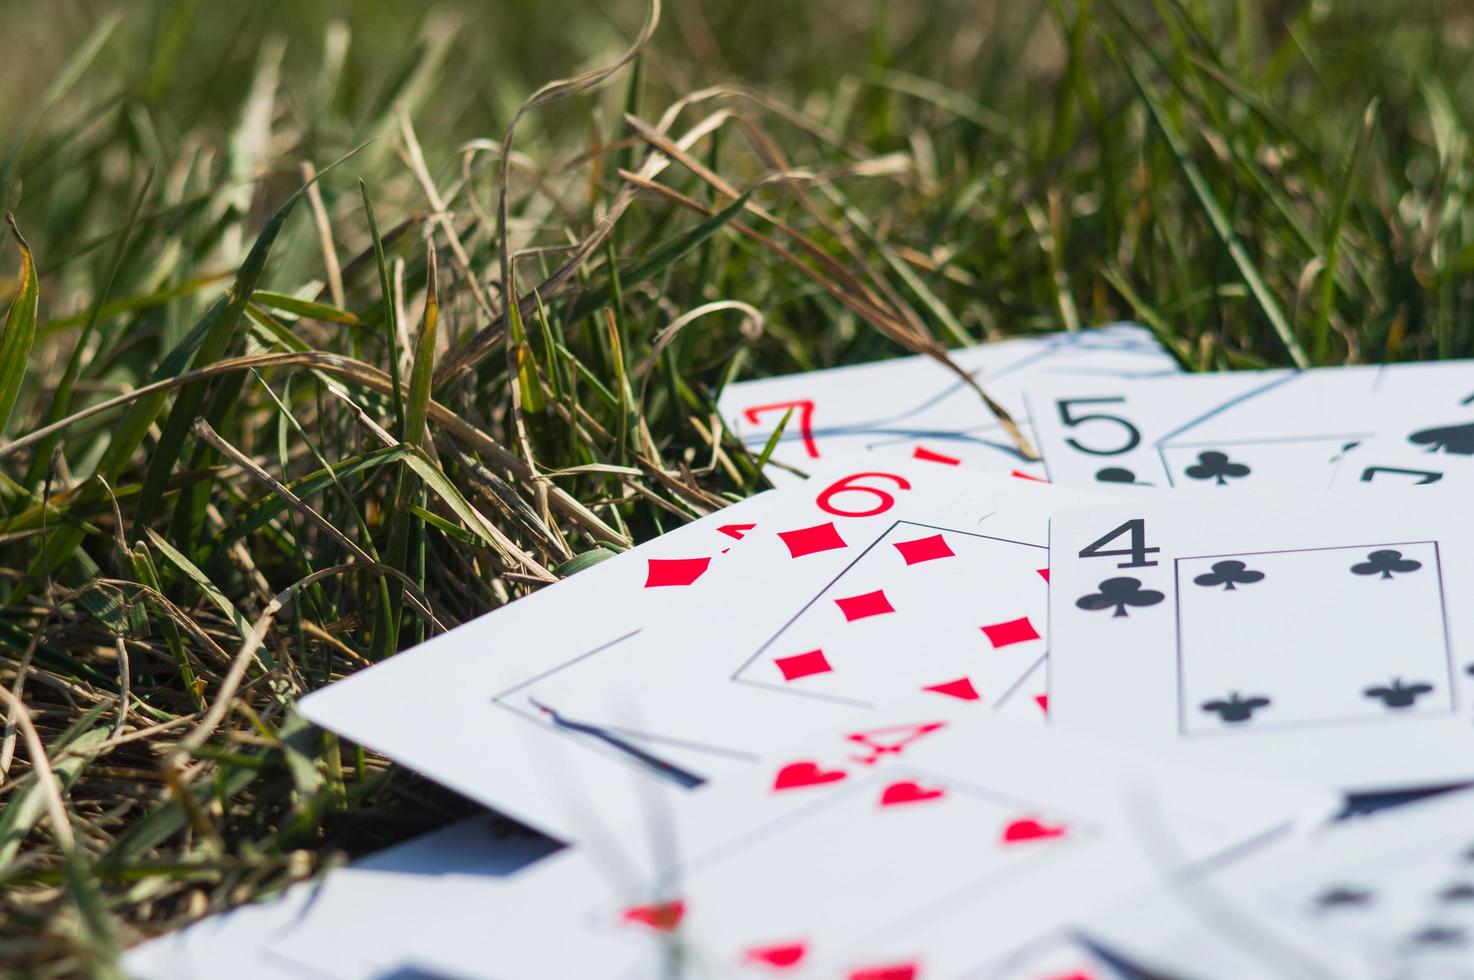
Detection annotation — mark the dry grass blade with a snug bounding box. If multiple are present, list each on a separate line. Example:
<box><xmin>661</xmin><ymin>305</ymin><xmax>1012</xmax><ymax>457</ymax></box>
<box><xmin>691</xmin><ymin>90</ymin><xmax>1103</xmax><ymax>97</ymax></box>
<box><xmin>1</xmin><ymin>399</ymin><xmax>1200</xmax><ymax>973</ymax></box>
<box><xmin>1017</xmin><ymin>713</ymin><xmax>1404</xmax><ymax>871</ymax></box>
<box><xmin>619</xmin><ymin>116</ymin><xmax>1038</xmax><ymax>459</ymax></box>
<box><xmin>0</xmin><ymin>349</ymin><xmax>627</xmax><ymax>546</ymax></box>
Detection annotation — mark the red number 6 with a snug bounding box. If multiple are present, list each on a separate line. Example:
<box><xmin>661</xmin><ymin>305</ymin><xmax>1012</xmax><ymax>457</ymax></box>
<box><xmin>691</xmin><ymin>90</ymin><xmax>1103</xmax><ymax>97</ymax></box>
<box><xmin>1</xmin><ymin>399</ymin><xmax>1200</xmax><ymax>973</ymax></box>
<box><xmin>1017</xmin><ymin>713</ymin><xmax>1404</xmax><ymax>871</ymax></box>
<box><xmin>816</xmin><ymin>471</ymin><xmax>912</xmax><ymax>517</ymax></box>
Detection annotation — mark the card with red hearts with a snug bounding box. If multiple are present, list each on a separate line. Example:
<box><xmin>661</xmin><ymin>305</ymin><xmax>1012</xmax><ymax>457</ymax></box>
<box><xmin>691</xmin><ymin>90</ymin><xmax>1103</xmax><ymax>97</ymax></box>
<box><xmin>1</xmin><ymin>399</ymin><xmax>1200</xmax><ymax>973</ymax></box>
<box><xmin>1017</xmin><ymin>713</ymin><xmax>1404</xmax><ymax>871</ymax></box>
<box><xmin>405</xmin><ymin>707</ymin><xmax>1331</xmax><ymax>980</ymax></box>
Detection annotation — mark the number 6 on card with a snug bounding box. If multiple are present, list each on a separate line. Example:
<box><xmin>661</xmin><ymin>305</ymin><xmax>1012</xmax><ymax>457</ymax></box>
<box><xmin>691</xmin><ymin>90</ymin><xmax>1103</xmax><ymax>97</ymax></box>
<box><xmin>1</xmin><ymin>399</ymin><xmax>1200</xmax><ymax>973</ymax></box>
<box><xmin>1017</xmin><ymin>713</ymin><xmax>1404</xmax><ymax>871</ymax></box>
<box><xmin>1047</xmin><ymin>492</ymin><xmax>1474</xmax><ymax>793</ymax></box>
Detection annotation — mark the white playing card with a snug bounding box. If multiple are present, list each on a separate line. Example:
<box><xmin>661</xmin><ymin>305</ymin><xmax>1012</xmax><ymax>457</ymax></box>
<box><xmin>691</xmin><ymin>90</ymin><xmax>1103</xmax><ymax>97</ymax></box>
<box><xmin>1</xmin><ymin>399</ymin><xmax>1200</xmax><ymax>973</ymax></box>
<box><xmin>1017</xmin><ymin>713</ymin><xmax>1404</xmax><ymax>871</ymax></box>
<box><xmin>1086</xmin><ymin>788</ymin><xmax>1474</xmax><ymax>980</ymax></box>
<box><xmin>974</xmin><ymin>933</ymin><xmax>1133</xmax><ymax>980</ymax></box>
<box><xmin>719</xmin><ymin>323</ymin><xmax>1179</xmax><ymax>484</ymax></box>
<box><xmin>123</xmin><ymin>813</ymin><xmax>560</xmax><ymax>980</ymax></box>
<box><xmin>404</xmin><ymin>706</ymin><xmax>1332</xmax><ymax>980</ymax></box>
<box><xmin>297</xmin><ymin>493</ymin><xmax>780</xmax><ymax>843</ymax></box>
<box><xmin>1026</xmin><ymin>361</ymin><xmax>1474</xmax><ymax>492</ymax></box>
<box><xmin>509</xmin><ymin>456</ymin><xmax>1117</xmax><ymax>778</ymax></box>
<box><xmin>1331</xmin><ymin>435</ymin><xmax>1474</xmax><ymax>489</ymax></box>
<box><xmin>1048</xmin><ymin>490</ymin><xmax>1474</xmax><ymax>792</ymax></box>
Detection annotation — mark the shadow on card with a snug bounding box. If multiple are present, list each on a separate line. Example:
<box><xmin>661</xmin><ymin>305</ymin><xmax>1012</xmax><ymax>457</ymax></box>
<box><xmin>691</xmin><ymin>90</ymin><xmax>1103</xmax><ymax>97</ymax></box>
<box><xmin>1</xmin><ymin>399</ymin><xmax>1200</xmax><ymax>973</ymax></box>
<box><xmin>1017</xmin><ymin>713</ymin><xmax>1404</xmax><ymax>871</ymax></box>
<box><xmin>1337</xmin><ymin>781</ymin><xmax>1474</xmax><ymax>819</ymax></box>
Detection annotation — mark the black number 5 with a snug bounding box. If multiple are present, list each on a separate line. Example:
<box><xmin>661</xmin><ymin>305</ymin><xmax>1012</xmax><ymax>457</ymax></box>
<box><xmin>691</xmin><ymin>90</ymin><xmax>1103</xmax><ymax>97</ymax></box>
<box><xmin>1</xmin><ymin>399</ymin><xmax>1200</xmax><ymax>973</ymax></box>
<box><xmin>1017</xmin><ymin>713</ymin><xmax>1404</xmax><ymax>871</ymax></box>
<box><xmin>1056</xmin><ymin>397</ymin><xmax>1140</xmax><ymax>456</ymax></box>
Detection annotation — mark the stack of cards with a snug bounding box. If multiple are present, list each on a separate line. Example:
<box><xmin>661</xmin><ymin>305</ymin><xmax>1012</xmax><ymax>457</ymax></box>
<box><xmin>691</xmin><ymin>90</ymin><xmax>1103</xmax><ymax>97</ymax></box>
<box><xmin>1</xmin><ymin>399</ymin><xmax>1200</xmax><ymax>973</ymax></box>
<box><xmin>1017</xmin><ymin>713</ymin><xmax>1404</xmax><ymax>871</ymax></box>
<box><xmin>127</xmin><ymin>324</ymin><xmax>1474</xmax><ymax>980</ymax></box>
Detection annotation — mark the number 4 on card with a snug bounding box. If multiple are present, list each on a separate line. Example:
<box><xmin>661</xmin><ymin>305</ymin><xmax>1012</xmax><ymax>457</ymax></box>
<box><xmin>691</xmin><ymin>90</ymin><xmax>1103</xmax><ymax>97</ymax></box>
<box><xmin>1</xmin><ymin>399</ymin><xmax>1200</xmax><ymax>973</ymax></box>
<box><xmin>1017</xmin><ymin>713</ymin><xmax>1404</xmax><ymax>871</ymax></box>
<box><xmin>1077</xmin><ymin>519</ymin><xmax>1160</xmax><ymax>569</ymax></box>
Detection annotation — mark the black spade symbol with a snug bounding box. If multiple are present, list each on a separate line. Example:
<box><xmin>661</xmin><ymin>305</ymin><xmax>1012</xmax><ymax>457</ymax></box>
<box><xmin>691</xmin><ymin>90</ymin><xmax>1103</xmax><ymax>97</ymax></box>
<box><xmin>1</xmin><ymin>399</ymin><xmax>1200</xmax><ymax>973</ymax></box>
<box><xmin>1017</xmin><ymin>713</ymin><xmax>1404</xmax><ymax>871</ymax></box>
<box><xmin>1409</xmin><ymin>421</ymin><xmax>1474</xmax><ymax>455</ymax></box>
<box><xmin>1193</xmin><ymin>560</ymin><xmax>1266</xmax><ymax>591</ymax></box>
<box><xmin>1363</xmin><ymin>678</ymin><xmax>1435</xmax><ymax>709</ymax></box>
<box><xmin>1200</xmin><ymin>692</ymin><xmax>1272</xmax><ymax>723</ymax></box>
<box><xmin>1351</xmin><ymin>549</ymin><xmax>1422</xmax><ymax>580</ymax></box>
<box><xmin>1075</xmin><ymin>577</ymin><xmax>1165</xmax><ymax>618</ymax></box>
<box><xmin>1185</xmin><ymin>450</ymin><xmax>1251</xmax><ymax>486</ymax></box>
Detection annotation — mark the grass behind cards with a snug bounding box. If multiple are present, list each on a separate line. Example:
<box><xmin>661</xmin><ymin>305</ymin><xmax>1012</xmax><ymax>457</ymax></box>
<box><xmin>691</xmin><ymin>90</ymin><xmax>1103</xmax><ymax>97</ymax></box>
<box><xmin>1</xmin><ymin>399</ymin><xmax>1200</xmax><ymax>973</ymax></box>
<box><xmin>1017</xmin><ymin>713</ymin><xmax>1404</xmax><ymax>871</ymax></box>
<box><xmin>0</xmin><ymin>0</ymin><xmax>1468</xmax><ymax>974</ymax></box>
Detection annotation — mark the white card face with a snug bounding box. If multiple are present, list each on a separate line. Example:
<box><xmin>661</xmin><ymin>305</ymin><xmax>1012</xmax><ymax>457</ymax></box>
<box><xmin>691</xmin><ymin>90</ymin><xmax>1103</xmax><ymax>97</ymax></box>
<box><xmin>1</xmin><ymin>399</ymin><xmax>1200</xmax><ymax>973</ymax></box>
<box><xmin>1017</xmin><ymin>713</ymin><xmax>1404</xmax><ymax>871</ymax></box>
<box><xmin>1048</xmin><ymin>492</ymin><xmax>1474</xmax><ymax>792</ymax></box>
<box><xmin>124</xmin><ymin>814</ymin><xmax>560</xmax><ymax>980</ymax></box>
<box><xmin>1088</xmin><ymin>789</ymin><xmax>1474</xmax><ymax>980</ymax></box>
<box><xmin>407</xmin><ymin>709</ymin><xmax>1330</xmax><ymax>980</ymax></box>
<box><xmin>718</xmin><ymin>323</ymin><xmax>1179</xmax><ymax>484</ymax></box>
<box><xmin>975</xmin><ymin>935</ymin><xmax>1129</xmax><ymax>980</ymax></box>
<box><xmin>1026</xmin><ymin>362</ymin><xmax>1474</xmax><ymax>492</ymax></box>
<box><xmin>297</xmin><ymin>493</ymin><xmax>781</xmax><ymax>843</ymax></box>
<box><xmin>512</xmin><ymin>458</ymin><xmax>1113</xmax><ymax>779</ymax></box>
<box><xmin>1331</xmin><ymin>435</ymin><xmax>1474</xmax><ymax>488</ymax></box>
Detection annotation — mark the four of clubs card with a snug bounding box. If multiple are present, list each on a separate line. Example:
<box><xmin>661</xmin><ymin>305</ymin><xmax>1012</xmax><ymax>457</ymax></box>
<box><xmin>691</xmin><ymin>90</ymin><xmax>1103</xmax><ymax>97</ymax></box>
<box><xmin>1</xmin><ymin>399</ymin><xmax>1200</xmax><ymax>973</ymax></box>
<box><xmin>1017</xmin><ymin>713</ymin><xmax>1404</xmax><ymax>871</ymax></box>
<box><xmin>1048</xmin><ymin>490</ymin><xmax>1474</xmax><ymax>791</ymax></box>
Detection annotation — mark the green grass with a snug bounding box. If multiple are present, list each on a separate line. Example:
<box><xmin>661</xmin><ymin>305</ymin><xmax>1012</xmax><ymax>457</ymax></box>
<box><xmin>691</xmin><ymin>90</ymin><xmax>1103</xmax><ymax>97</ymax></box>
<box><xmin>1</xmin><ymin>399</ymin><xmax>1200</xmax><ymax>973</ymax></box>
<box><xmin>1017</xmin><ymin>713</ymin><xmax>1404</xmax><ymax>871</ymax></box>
<box><xmin>1</xmin><ymin>0</ymin><xmax>1472</xmax><ymax>974</ymax></box>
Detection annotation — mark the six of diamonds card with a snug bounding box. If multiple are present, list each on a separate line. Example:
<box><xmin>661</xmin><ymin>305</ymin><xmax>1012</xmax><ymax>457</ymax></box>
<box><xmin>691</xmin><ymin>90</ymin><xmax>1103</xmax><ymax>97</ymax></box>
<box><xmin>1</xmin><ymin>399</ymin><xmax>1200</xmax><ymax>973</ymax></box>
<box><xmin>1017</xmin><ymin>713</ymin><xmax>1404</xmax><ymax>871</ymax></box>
<box><xmin>1048</xmin><ymin>489</ymin><xmax>1474</xmax><ymax>792</ymax></box>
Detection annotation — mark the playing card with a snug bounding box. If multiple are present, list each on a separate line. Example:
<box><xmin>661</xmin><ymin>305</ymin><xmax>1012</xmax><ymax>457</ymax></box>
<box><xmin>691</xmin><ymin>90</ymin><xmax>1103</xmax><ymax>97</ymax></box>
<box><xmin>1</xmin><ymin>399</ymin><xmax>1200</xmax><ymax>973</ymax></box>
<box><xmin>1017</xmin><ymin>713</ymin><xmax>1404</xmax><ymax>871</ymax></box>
<box><xmin>1048</xmin><ymin>490</ymin><xmax>1474</xmax><ymax>792</ymax></box>
<box><xmin>973</xmin><ymin>933</ymin><xmax>1135</xmax><ymax>980</ymax></box>
<box><xmin>1026</xmin><ymin>361</ymin><xmax>1474</xmax><ymax>491</ymax></box>
<box><xmin>719</xmin><ymin>323</ymin><xmax>1179</xmax><ymax>484</ymax></box>
<box><xmin>297</xmin><ymin>493</ymin><xmax>779</xmax><ymax>843</ymax></box>
<box><xmin>1331</xmin><ymin>435</ymin><xmax>1474</xmax><ymax>488</ymax></box>
<box><xmin>507</xmin><ymin>456</ymin><xmax>1116</xmax><ymax>780</ymax></box>
<box><xmin>124</xmin><ymin>812</ymin><xmax>560</xmax><ymax>980</ymax></box>
<box><xmin>405</xmin><ymin>706</ymin><xmax>1332</xmax><ymax>980</ymax></box>
<box><xmin>1085</xmin><ymin>788</ymin><xmax>1474</xmax><ymax>980</ymax></box>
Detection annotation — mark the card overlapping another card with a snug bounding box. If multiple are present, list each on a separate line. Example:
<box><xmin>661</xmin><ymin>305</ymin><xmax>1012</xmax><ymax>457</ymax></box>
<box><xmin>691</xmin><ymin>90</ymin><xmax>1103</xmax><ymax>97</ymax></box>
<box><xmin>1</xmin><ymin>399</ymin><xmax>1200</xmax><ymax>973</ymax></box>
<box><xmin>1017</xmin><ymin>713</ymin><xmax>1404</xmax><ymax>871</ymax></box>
<box><xmin>1331</xmin><ymin>434</ymin><xmax>1474</xmax><ymax>489</ymax></box>
<box><xmin>407</xmin><ymin>708</ymin><xmax>1331</xmax><ymax>980</ymax></box>
<box><xmin>505</xmin><ymin>456</ymin><xmax>1119</xmax><ymax>780</ymax></box>
<box><xmin>719</xmin><ymin>323</ymin><xmax>1179</xmax><ymax>484</ymax></box>
<box><xmin>1026</xmin><ymin>361</ymin><xmax>1474</xmax><ymax>491</ymax></box>
<box><xmin>1085</xmin><ymin>787</ymin><xmax>1474</xmax><ymax>980</ymax></box>
<box><xmin>298</xmin><ymin>492</ymin><xmax>779</xmax><ymax>843</ymax></box>
<box><xmin>124</xmin><ymin>814</ymin><xmax>561</xmax><ymax>980</ymax></box>
<box><xmin>1048</xmin><ymin>490</ymin><xmax>1474</xmax><ymax>792</ymax></box>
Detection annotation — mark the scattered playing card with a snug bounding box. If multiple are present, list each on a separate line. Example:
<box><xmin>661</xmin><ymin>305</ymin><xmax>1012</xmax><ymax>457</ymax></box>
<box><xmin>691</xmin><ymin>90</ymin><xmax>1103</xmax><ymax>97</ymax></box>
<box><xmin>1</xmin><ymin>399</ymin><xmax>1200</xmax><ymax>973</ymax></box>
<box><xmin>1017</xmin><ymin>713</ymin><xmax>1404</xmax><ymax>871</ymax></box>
<box><xmin>719</xmin><ymin>324</ymin><xmax>1179</xmax><ymax>484</ymax></box>
<box><xmin>505</xmin><ymin>456</ymin><xmax>1116</xmax><ymax>780</ymax></box>
<box><xmin>1086</xmin><ymin>787</ymin><xmax>1474</xmax><ymax>980</ymax></box>
<box><xmin>403</xmin><ymin>707</ymin><xmax>1331</xmax><ymax>980</ymax></box>
<box><xmin>125</xmin><ymin>813</ymin><xmax>560</xmax><ymax>980</ymax></box>
<box><xmin>1048</xmin><ymin>490</ymin><xmax>1474</xmax><ymax>792</ymax></box>
<box><xmin>298</xmin><ymin>493</ymin><xmax>779</xmax><ymax>842</ymax></box>
<box><xmin>1026</xmin><ymin>361</ymin><xmax>1474</xmax><ymax>491</ymax></box>
<box><xmin>1331</xmin><ymin>434</ymin><xmax>1474</xmax><ymax>488</ymax></box>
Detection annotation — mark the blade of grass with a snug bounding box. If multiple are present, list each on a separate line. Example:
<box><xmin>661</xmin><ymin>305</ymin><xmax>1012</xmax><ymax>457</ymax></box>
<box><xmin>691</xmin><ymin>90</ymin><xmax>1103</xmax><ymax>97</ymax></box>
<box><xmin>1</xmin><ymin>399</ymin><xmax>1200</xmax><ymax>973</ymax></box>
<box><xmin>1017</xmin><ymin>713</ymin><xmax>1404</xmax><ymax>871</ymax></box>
<box><xmin>132</xmin><ymin>145</ymin><xmax>367</xmax><ymax>535</ymax></box>
<box><xmin>0</xmin><ymin>213</ymin><xmax>39</xmax><ymax>434</ymax></box>
<box><xmin>376</xmin><ymin>246</ymin><xmax>438</xmax><ymax>658</ymax></box>
<box><xmin>1312</xmin><ymin>99</ymin><xmax>1378</xmax><ymax>363</ymax></box>
<box><xmin>1113</xmin><ymin>46</ymin><xmax>1309</xmax><ymax>368</ymax></box>
<box><xmin>24</xmin><ymin>171</ymin><xmax>153</xmax><ymax>488</ymax></box>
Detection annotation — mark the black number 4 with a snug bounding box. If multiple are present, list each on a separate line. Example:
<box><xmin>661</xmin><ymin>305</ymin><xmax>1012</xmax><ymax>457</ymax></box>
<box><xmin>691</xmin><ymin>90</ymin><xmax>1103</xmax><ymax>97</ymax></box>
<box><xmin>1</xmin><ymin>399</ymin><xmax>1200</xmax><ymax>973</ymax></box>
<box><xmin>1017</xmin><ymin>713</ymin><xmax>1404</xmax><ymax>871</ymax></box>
<box><xmin>1078</xmin><ymin>519</ymin><xmax>1160</xmax><ymax>569</ymax></box>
